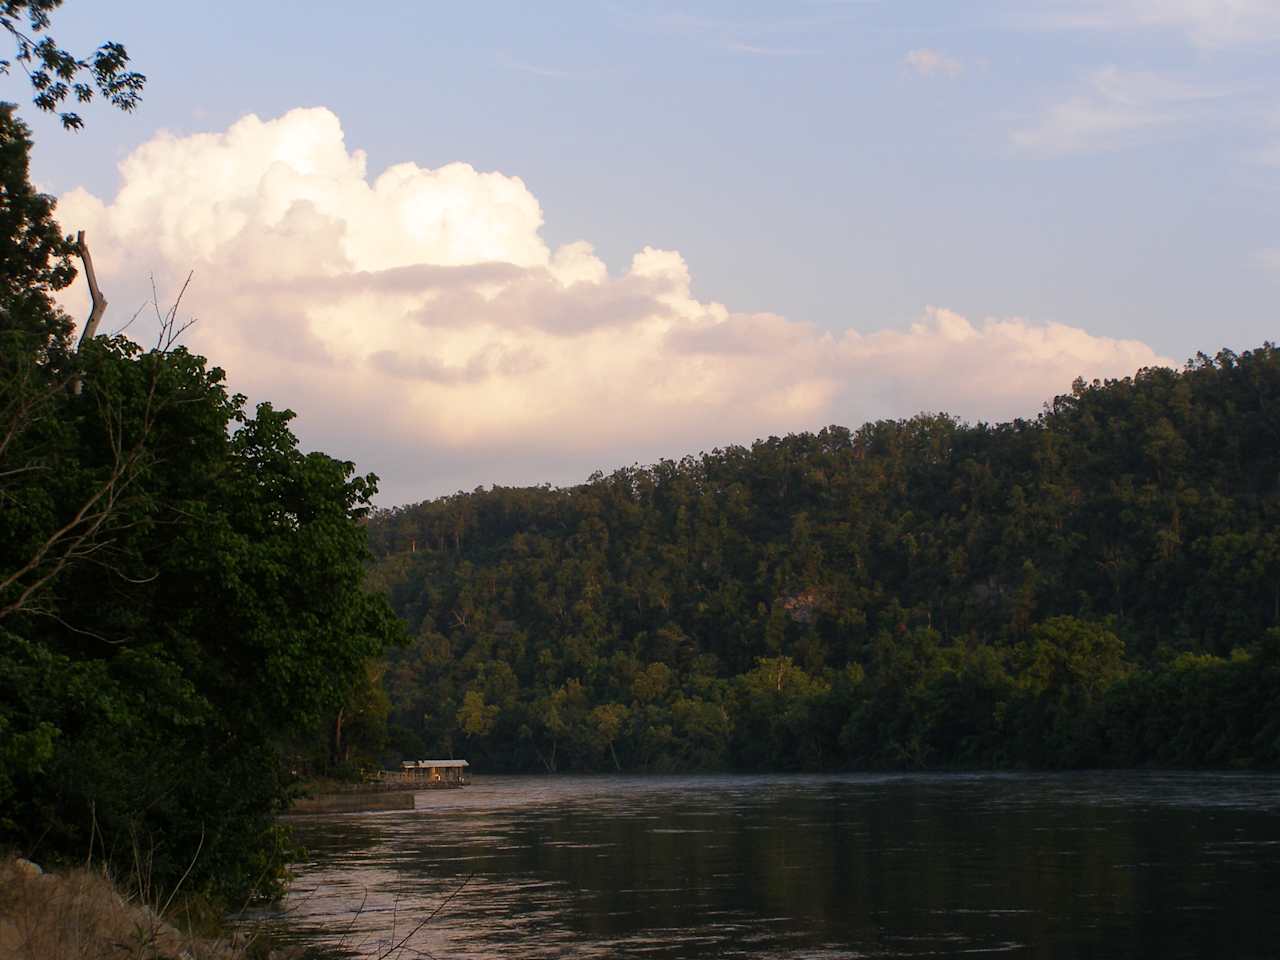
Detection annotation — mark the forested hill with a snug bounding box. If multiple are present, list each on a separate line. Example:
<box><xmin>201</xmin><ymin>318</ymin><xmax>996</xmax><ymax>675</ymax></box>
<box><xmin>367</xmin><ymin>346</ymin><xmax>1280</xmax><ymax>772</ymax></box>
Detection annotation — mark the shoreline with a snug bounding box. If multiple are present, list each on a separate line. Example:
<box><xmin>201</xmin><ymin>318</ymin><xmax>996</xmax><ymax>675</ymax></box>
<box><xmin>287</xmin><ymin>774</ymin><xmax>470</xmax><ymax>815</ymax></box>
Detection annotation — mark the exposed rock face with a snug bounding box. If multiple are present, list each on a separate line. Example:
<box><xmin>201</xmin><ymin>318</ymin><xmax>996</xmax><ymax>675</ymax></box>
<box><xmin>781</xmin><ymin>587</ymin><xmax>823</xmax><ymax>624</ymax></box>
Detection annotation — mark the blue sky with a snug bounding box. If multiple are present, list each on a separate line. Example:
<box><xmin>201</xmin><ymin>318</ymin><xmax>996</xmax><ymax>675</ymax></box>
<box><xmin>13</xmin><ymin>2</ymin><xmax>1280</xmax><ymax>502</ymax></box>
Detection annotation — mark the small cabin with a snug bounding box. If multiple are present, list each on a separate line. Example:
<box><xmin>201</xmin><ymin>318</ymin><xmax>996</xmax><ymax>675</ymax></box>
<box><xmin>398</xmin><ymin>759</ymin><xmax>470</xmax><ymax>786</ymax></box>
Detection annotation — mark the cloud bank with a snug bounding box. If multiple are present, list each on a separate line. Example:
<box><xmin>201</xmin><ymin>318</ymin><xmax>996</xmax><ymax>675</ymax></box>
<box><xmin>56</xmin><ymin>108</ymin><xmax>1172</xmax><ymax>503</ymax></box>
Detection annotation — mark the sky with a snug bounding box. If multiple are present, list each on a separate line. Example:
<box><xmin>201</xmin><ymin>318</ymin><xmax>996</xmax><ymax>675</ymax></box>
<box><xmin>12</xmin><ymin>1</ymin><xmax>1280</xmax><ymax>505</ymax></box>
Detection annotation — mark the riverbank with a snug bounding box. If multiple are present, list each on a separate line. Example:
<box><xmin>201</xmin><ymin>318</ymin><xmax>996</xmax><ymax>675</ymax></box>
<box><xmin>0</xmin><ymin>857</ymin><xmax>294</xmax><ymax>960</ymax></box>
<box><xmin>287</xmin><ymin>774</ymin><xmax>469</xmax><ymax>814</ymax></box>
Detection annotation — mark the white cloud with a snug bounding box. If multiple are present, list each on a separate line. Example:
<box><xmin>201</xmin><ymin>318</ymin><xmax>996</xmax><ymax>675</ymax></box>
<box><xmin>55</xmin><ymin>108</ymin><xmax>1173</xmax><ymax>502</ymax></box>
<box><xmin>836</xmin><ymin>307</ymin><xmax>1165</xmax><ymax>415</ymax></box>
<box><xmin>1012</xmin><ymin>67</ymin><xmax>1223</xmax><ymax>154</ymax></box>
<box><xmin>726</xmin><ymin>41</ymin><xmax>814</xmax><ymax>56</ymax></box>
<box><xmin>1038</xmin><ymin>0</ymin><xmax>1280</xmax><ymax>48</ymax></box>
<box><xmin>903</xmin><ymin>48</ymin><xmax>963</xmax><ymax>78</ymax></box>
<box><xmin>496</xmin><ymin>53</ymin><xmax>572</xmax><ymax>79</ymax></box>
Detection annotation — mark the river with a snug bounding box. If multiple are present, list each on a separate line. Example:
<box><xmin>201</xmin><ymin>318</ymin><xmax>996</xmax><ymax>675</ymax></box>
<box><xmin>254</xmin><ymin>772</ymin><xmax>1280</xmax><ymax>958</ymax></box>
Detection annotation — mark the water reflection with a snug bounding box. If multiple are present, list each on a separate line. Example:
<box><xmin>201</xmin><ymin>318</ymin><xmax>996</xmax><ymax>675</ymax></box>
<box><xmin>251</xmin><ymin>772</ymin><xmax>1280</xmax><ymax>958</ymax></box>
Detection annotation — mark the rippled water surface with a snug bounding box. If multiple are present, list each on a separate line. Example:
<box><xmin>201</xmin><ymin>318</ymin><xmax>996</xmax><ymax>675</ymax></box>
<box><xmin>254</xmin><ymin>772</ymin><xmax>1280</xmax><ymax>958</ymax></box>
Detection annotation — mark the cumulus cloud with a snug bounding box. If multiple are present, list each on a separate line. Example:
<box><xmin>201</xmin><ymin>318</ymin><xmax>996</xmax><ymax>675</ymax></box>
<box><xmin>55</xmin><ymin>108</ymin><xmax>1172</xmax><ymax>503</ymax></box>
<box><xmin>1012</xmin><ymin>67</ymin><xmax>1224</xmax><ymax>154</ymax></box>
<box><xmin>903</xmin><ymin>48</ymin><xmax>963</xmax><ymax>78</ymax></box>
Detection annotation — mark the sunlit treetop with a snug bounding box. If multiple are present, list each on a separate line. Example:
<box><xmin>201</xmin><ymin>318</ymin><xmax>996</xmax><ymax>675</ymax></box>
<box><xmin>0</xmin><ymin>0</ymin><xmax>144</xmax><ymax>129</ymax></box>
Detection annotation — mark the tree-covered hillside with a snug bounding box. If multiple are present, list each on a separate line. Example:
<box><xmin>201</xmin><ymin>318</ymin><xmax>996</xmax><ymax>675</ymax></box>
<box><xmin>368</xmin><ymin>348</ymin><xmax>1280</xmax><ymax>772</ymax></box>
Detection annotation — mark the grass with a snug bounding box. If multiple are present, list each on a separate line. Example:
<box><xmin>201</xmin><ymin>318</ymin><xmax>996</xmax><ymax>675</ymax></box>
<box><xmin>0</xmin><ymin>856</ymin><xmax>299</xmax><ymax>960</ymax></box>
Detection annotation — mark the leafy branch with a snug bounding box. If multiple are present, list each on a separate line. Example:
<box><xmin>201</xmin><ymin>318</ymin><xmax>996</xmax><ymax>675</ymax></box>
<box><xmin>0</xmin><ymin>1</ymin><xmax>144</xmax><ymax>129</ymax></box>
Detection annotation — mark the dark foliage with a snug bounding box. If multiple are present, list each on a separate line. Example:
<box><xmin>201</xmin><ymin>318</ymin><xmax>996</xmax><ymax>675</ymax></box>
<box><xmin>0</xmin><ymin>107</ymin><xmax>402</xmax><ymax>904</ymax></box>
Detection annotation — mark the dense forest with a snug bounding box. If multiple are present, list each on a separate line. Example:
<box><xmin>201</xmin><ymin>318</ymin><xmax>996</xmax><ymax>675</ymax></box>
<box><xmin>366</xmin><ymin>348</ymin><xmax>1280</xmax><ymax>773</ymax></box>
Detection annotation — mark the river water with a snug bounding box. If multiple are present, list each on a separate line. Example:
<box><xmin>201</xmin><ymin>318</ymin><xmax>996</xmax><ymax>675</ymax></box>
<box><xmin>257</xmin><ymin>772</ymin><xmax>1280</xmax><ymax>958</ymax></box>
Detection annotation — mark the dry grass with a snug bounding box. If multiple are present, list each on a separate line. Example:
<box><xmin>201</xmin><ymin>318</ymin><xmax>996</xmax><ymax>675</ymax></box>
<box><xmin>0</xmin><ymin>857</ymin><xmax>284</xmax><ymax>960</ymax></box>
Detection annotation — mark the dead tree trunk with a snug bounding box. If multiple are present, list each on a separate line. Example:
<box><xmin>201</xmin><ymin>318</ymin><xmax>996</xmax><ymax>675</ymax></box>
<box><xmin>72</xmin><ymin>231</ymin><xmax>108</xmax><ymax>396</ymax></box>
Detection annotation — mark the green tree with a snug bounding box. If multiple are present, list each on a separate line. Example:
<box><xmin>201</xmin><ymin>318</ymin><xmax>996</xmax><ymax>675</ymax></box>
<box><xmin>587</xmin><ymin>702</ymin><xmax>628</xmax><ymax>771</ymax></box>
<box><xmin>632</xmin><ymin>661</ymin><xmax>672</xmax><ymax>704</ymax></box>
<box><xmin>457</xmin><ymin>688</ymin><xmax>499</xmax><ymax>739</ymax></box>
<box><xmin>733</xmin><ymin>656</ymin><xmax>831</xmax><ymax>769</ymax></box>
<box><xmin>0</xmin><ymin>106</ymin><xmax>402</xmax><ymax>901</ymax></box>
<box><xmin>1</xmin><ymin>344</ymin><xmax>403</xmax><ymax>901</ymax></box>
<box><xmin>1011</xmin><ymin>616</ymin><xmax>1132</xmax><ymax>764</ymax></box>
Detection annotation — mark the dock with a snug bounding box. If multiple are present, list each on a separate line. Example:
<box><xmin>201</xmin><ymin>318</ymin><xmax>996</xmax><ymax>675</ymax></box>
<box><xmin>287</xmin><ymin>759</ymin><xmax>470</xmax><ymax>814</ymax></box>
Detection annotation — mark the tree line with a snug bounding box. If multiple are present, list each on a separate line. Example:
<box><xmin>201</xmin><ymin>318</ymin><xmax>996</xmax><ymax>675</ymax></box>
<box><xmin>365</xmin><ymin>348</ymin><xmax>1280</xmax><ymax>773</ymax></box>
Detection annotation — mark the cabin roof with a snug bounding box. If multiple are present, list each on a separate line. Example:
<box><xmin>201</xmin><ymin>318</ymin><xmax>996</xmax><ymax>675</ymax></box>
<box><xmin>401</xmin><ymin>759</ymin><xmax>469</xmax><ymax>768</ymax></box>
